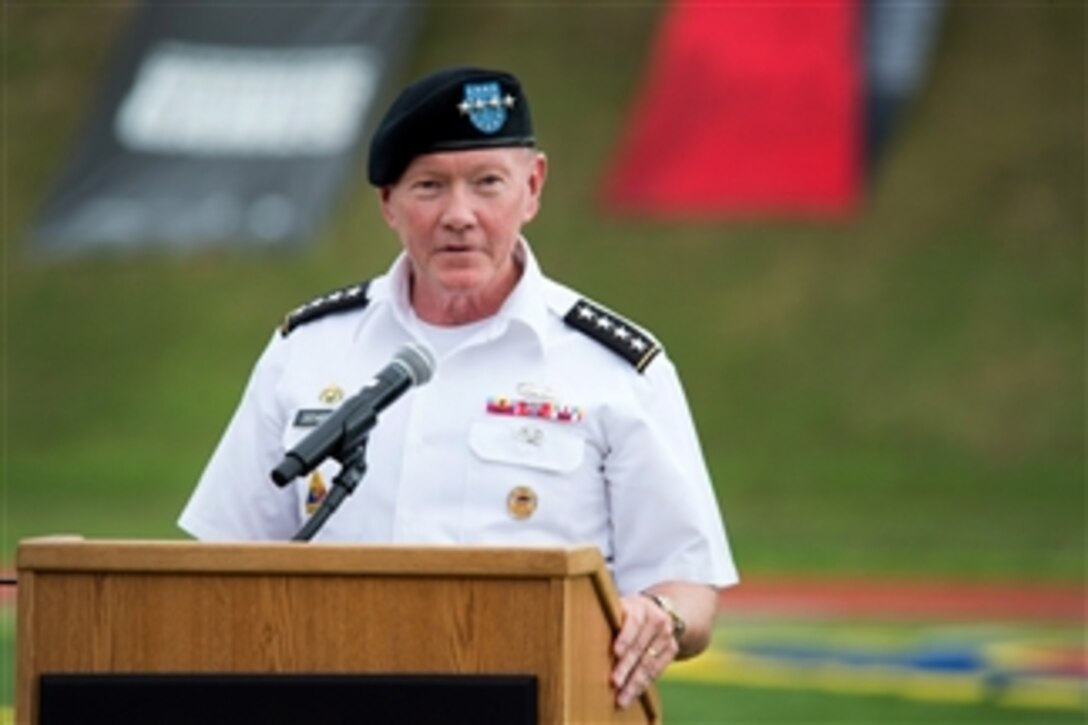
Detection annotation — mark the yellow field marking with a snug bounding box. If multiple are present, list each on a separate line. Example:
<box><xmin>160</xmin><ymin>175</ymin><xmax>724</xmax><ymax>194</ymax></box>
<box><xmin>664</xmin><ymin>650</ymin><xmax>1086</xmax><ymax>712</ymax></box>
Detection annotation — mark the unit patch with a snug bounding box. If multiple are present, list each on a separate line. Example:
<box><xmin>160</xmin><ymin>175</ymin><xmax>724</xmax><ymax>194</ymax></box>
<box><xmin>563</xmin><ymin>298</ymin><xmax>661</xmax><ymax>372</ymax></box>
<box><xmin>280</xmin><ymin>280</ymin><xmax>371</xmax><ymax>337</ymax></box>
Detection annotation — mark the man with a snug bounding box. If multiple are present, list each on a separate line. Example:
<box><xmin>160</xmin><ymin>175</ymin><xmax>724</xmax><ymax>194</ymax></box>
<box><xmin>179</xmin><ymin>66</ymin><xmax>737</xmax><ymax>709</ymax></box>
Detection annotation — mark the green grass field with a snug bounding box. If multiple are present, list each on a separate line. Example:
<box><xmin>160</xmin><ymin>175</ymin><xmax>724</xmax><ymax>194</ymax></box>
<box><xmin>2</xmin><ymin>1</ymin><xmax>1084</xmax><ymax>721</ymax></box>
<box><xmin>657</xmin><ymin>680</ymin><xmax>1085</xmax><ymax>724</ymax></box>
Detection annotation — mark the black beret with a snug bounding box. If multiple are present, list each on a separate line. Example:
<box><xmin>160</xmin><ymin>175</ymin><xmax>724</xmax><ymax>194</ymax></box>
<box><xmin>367</xmin><ymin>67</ymin><xmax>535</xmax><ymax>186</ymax></box>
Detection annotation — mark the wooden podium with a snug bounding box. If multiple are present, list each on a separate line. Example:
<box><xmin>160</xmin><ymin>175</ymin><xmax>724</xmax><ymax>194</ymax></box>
<box><xmin>16</xmin><ymin>538</ymin><xmax>659</xmax><ymax>724</ymax></box>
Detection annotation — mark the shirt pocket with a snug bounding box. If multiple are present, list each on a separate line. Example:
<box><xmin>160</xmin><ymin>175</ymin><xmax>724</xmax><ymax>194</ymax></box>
<box><xmin>468</xmin><ymin>417</ymin><xmax>585</xmax><ymax>474</ymax></box>
<box><xmin>464</xmin><ymin>417</ymin><xmax>608</xmax><ymax>546</ymax></box>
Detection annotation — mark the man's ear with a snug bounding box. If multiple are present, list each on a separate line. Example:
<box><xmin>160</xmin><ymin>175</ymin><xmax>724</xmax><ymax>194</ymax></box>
<box><xmin>523</xmin><ymin>151</ymin><xmax>548</xmax><ymax>223</ymax></box>
<box><xmin>378</xmin><ymin>186</ymin><xmax>396</xmax><ymax>228</ymax></box>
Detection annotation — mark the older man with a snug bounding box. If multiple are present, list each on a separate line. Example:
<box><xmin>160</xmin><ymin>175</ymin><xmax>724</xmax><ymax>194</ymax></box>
<box><xmin>179</xmin><ymin>66</ymin><xmax>737</xmax><ymax>708</ymax></box>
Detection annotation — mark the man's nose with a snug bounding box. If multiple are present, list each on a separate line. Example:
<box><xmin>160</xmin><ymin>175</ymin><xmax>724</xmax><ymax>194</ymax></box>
<box><xmin>439</xmin><ymin>185</ymin><xmax>476</xmax><ymax>232</ymax></box>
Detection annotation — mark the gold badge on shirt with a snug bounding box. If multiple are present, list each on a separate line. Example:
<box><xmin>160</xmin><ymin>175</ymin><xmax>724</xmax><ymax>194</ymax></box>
<box><xmin>318</xmin><ymin>384</ymin><xmax>344</xmax><ymax>405</ymax></box>
<box><xmin>306</xmin><ymin>471</ymin><xmax>328</xmax><ymax>514</ymax></box>
<box><xmin>507</xmin><ymin>485</ymin><xmax>538</xmax><ymax>520</ymax></box>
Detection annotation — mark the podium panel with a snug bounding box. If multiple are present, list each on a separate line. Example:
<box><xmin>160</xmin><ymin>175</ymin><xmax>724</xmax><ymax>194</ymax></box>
<box><xmin>40</xmin><ymin>673</ymin><xmax>537</xmax><ymax>725</ymax></box>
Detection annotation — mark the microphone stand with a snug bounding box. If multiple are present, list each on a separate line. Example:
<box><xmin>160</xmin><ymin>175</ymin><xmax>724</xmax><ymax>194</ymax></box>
<box><xmin>291</xmin><ymin>435</ymin><xmax>371</xmax><ymax>542</ymax></box>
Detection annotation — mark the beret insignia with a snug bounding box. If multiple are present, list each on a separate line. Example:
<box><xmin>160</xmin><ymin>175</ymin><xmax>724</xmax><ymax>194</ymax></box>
<box><xmin>460</xmin><ymin>81</ymin><xmax>514</xmax><ymax>134</ymax></box>
<box><xmin>280</xmin><ymin>280</ymin><xmax>371</xmax><ymax>337</ymax></box>
<box><xmin>563</xmin><ymin>298</ymin><xmax>661</xmax><ymax>373</ymax></box>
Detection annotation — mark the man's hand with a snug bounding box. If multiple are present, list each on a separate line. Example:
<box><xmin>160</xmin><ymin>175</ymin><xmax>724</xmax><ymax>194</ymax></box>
<box><xmin>611</xmin><ymin>593</ymin><xmax>678</xmax><ymax>708</ymax></box>
<box><xmin>611</xmin><ymin>582</ymin><xmax>720</xmax><ymax>708</ymax></box>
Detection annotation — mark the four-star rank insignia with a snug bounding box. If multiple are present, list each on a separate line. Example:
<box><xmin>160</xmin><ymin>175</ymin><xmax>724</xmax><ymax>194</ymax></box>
<box><xmin>280</xmin><ymin>280</ymin><xmax>371</xmax><ymax>337</ymax></box>
<box><xmin>563</xmin><ymin>298</ymin><xmax>662</xmax><ymax>373</ymax></box>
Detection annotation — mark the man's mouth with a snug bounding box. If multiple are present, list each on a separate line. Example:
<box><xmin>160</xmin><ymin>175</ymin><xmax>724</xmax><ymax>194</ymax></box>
<box><xmin>438</xmin><ymin>243</ymin><xmax>477</xmax><ymax>254</ymax></box>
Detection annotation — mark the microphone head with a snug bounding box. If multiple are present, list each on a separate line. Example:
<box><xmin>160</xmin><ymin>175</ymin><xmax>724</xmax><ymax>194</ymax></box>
<box><xmin>394</xmin><ymin>342</ymin><xmax>437</xmax><ymax>386</ymax></box>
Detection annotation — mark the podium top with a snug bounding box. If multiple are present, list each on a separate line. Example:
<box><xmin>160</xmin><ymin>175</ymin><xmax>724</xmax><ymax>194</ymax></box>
<box><xmin>17</xmin><ymin>538</ymin><xmax>609</xmax><ymax>579</ymax></box>
<box><xmin>17</xmin><ymin>538</ymin><xmax>628</xmax><ymax>678</ymax></box>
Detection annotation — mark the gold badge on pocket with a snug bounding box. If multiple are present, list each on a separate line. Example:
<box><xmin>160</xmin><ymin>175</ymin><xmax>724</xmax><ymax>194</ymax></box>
<box><xmin>507</xmin><ymin>486</ymin><xmax>538</xmax><ymax>520</ymax></box>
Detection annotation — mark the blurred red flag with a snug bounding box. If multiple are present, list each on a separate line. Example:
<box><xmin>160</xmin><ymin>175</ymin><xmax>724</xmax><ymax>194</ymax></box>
<box><xmin>601</xmin><ymin>1</ymin><xmax>862</xmax><ymax>219</ymax></box>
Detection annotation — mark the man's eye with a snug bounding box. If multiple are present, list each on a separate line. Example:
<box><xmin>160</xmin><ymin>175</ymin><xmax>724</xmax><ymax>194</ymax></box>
<box><xmin>477</xmin><ymin>174</ymin><xmax>504</xmax><ymax>188</ymax></box>
<box><xmin>413</xmin><ymin>179</ymin><xmax>441</xmax><ymax>192</ymax></box>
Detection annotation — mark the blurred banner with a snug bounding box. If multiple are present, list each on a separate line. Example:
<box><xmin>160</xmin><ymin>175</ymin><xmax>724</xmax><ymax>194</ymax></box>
<box><xmin>601</xmin><ymin>1</ymin><xmax>862</xmax><ymax>219</ymax></box>
<box><xmin>32</xmin><ymin>2</ymin><xmax>422</xmax><ymax>256</ymax></box>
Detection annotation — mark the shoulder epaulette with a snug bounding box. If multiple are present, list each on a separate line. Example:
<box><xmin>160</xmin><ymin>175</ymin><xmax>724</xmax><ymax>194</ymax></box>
<box><xmin>563</xmin><ymin>298</ymin><xmax>662</xmax><ymax>373</ymax></box>
<box><xmin>279</xmin><ymin>280</ymin><xmax>371</xmax><ymax>337</ymax></box>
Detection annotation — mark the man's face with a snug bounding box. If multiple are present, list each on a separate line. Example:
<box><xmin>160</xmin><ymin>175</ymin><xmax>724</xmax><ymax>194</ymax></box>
<box><xmin>380</xmin><ymin>147</ymin><xmax>547</xmax><ymax>307</ymax></box>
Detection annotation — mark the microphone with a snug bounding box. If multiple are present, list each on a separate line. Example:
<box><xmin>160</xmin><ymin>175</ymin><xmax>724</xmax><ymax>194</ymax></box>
<box><xmin>271</xmin><ymin>342</ymin><xmax>436</xmax><ymax>487</ymax></box>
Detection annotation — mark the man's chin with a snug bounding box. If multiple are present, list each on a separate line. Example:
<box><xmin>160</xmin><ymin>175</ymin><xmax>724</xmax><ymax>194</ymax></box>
<box><xmin>434</xmin><ymin>270</ymin><xmax>489</xmax><ymax>293</ymax></box>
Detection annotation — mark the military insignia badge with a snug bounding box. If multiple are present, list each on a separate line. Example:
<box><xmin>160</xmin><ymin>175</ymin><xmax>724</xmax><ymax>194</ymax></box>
<box><xmin>318</xmin><ymin>384</ymin><xmax>344</xmax><ymax>405</ymax></box>
<box><xmin>305</xmin><ymin>471</ymin><xmax>328</xmax><ymax>515</ymax></box>
<box><xmin>507</xmin><ymin>485</ymin><xmax>538</xmax><ymax>520</ymax></box>
<box><xmin>486</xmin><ymin>396</ymin><xmax>584</xmax><ymax>423</ymax></box>
<box><xmin>458</xmin><ymin>81</ymin><xmax>514</xmax><ymax>134</ymax></box>
<box><xmin>280</xmin><ymin>280</ymin><xmax>371</xmax><ymax>337</ymax></box>
<box><xmin>563</xmin><ymin>298</ymin><xmax>662</xmax><ymax>373</ymax></box>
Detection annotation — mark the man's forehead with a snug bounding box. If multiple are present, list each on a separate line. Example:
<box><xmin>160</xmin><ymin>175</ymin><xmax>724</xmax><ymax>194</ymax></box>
<box><xmin>402</xmin><ymin>147</ymin><xmax>532</xmax><ymax>176</ymax></box>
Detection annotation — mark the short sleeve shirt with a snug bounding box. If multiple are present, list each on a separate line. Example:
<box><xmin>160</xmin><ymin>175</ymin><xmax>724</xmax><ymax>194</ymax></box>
<box><xmin>178</xmin><ymin>242</ymin><xmax>738</xmax><ymax>595</ymax></box>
